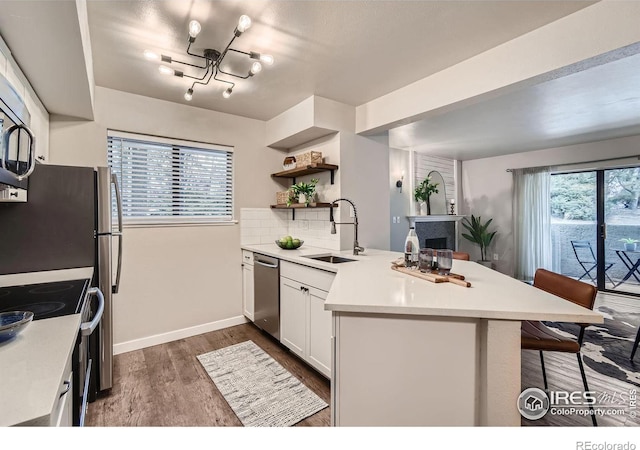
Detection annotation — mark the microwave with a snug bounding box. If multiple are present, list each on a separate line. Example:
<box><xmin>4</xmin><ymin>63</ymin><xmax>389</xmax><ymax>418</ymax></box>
<box><xmin>0</xmin><ymin>71</ymin><xmax>35</xmax><ymax>202</ymax></box>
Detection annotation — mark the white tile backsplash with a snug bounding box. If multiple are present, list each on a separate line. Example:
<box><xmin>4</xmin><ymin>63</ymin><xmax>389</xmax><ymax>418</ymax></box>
<box><xmin>240</xmin><ymin>207</ymin><xmax>340</xmax><ymax>251</ymax></box>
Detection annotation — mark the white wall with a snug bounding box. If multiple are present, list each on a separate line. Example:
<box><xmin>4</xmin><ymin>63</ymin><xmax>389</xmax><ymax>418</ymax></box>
<box><xmin>461</xmin><ymin>134</ymin><xmax>640</xmax><ymax>275</ymax></box>
<box><xmin>340</xmin><ymin>133</ymin><xmax>391</xmax><ymax>251</ymax></box>
<box><xmin>49</xmin><ymin>86</ymin><xmax>283</xmax><ymax>349</ymax></box>
<box><xmin>0</xmin><ymin>35</ymin><xmax>49</xmax><ymax>162</ymax></box>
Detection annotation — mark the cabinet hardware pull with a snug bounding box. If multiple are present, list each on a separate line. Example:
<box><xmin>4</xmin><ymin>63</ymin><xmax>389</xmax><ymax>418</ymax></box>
<box><xmin>60</xmin><ymin>380</ymin><xmax>71</xmax><ymax>398</ymax></box>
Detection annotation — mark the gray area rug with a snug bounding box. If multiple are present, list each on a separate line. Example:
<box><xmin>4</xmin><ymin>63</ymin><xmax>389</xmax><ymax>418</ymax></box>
<box><xmin>197</xmin><ymin>340</ymin><xmax>328</xmax><ymax>426</ymax></box>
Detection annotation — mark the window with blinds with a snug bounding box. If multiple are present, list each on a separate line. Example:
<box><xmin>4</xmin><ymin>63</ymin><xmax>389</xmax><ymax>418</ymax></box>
<box><xmin>107</xmin><ymin>131</ymin><xmax>234</xmax><ymax>225</ymax></box>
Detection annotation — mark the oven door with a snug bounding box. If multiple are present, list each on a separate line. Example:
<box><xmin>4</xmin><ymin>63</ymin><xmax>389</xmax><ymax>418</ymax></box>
<box><xmin>75</xmin><ymin>287</ymin><xmax>104</xmax><ymax>426</ymax></box>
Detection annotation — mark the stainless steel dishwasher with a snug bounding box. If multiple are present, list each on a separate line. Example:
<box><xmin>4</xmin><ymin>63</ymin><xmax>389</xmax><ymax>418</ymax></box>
<box><xmin>253</xmin><ymin>254</ymin><xmax>280</xmax><ymax>340</ymax></box>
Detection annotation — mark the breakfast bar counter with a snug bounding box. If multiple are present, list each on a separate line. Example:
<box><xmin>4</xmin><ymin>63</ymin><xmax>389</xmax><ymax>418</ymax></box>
<box><xmin>240</xmin><ymin>245</ymin><xmax>603</xmax><ymax>426</ymax></box>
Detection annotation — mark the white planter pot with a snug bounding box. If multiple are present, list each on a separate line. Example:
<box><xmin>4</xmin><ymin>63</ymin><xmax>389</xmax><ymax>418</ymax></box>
<box><xmin>624</xmin><ymin>243</ymin><xmax>637</xmax><ymax>252</ymax></box>
<box><xmin>477</xmin><ymin>260</ymin><xmax>493</xmax><ymax>269</ymax></box>
<box><xmin>298</xmin><ymin>193</ymin><xmax>307</xmax><ymax>205</ymax></box>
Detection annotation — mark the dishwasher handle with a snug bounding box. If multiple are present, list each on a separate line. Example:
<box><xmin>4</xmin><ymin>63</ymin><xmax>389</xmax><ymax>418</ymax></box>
<box><xmin>255</xmin><ymin>259</ymin><xmax>278</xmax><ymax>269</ymax></box>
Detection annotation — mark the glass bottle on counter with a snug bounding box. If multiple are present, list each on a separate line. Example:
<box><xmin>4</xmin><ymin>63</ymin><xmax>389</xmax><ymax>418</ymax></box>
<box><xmin>404</xmin><ymin>226</ymin><xmax>420</xmax><ymax>268</ymax></box>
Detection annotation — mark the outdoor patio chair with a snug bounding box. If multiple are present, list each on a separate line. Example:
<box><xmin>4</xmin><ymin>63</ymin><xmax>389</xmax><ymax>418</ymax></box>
<box><xmin>571</xmin><ymin>240</ymin><xmax>615</xmax><ymax>285</ymax></box>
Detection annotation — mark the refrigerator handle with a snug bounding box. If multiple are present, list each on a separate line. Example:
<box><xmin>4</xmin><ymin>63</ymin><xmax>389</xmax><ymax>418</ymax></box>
<box><xmin>112</xmin><ymin>173</ymin><xmax>123</xmax><ymax>294</ymax></box>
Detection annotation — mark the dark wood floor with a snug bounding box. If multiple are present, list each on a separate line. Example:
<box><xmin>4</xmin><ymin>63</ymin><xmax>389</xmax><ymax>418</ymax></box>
<box><xmin>89</xmin><ymin>292</ymin><xmax>639</xmax><ymax>427</ymax></box>
<box><xmin>86</xmin><ymin>323</ymin><xmax>330</xmax><ymax>426</ymax></box>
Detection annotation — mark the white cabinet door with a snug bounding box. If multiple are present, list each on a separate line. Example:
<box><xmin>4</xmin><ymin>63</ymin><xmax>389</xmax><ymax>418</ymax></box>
<box><xmin>242</xmin><ymin>263</ymin><xmax>254</xmax><ymax>321</ymax></box>
<box><xmin>51</xmin><ymin>358</ymin><xmax>73</xmax><ymax>427</ymax></box>
<box><xmin>307</xmin><ymin>287</ymin><xmax>331</xmax><ymax>377</ymax></box>
<box><xmin>280</xmin><ymin>277</ymin><xmax>306</xmax><ymax>358</ymax></box>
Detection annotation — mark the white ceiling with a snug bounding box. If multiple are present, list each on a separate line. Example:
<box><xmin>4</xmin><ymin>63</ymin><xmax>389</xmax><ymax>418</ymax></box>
<box><xmin>6</xmin><ymin>0</ymin><xmax>638</xmax><ymax>160</ymax></box>
<box><xmin>84</xmin><ymin>0</ymin><xmax>592</xmax><ymax>121</ymax></box>
<box><xmin>388</xmin><ymin>48</ymin><xmax>640</xmax><ymax>160</ymax></box>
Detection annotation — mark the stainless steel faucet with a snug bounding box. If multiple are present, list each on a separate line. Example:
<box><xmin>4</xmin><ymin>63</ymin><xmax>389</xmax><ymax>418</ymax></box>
<box><xmin>329</xmin><ymin>198</ymin><xmax>365</xmax><ymax>255</ymax></box>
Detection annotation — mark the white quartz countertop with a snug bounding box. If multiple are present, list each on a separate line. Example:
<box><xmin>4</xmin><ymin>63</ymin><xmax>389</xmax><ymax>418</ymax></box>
<box><xmin>0</xmin><ymin>314</ymin><xmax>81</xmax><ymax>426</ymax></box>
<box><xmin>241</xmin><ymin>244</ymin><xmax>603</xmax><ymax>323</ymax></box>
<box><xmin>0</xmin><ymin>267</ymin><xmax>94</xmax><ymax>287</ymax></box>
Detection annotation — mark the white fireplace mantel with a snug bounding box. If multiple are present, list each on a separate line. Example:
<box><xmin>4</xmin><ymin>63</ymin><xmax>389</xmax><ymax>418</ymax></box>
<box><xmin>407</xmin><ymin>215</ymin><xmax>466</xmax><ymax>226</ymax></box>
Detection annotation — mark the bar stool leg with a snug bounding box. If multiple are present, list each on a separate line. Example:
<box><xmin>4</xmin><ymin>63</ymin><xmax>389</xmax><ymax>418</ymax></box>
<box><xmin>631</xmin><ymin>327</ymin><xmax>640</xmax><ymax>360</ymax></box>
<box><xmin>577</xmin><ymin>354</ymin><xmax>597</xmax><ymax>427</ymax></box>
<box><xmin>539</xmin><ymin>351</ymin><xmax>548</xmax><ymax>392</ymax></box>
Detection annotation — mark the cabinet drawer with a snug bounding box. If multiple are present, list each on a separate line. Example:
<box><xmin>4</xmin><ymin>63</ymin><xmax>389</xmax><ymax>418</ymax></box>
<box><xmin>242</xmin><ymin>250</ymin><xmax>254</xmax><ymax>265</ymax></box>
<box><xmin>281</xmin><ymin>261</ymin><xmax>335</xmax><ymax>292</ymax></box>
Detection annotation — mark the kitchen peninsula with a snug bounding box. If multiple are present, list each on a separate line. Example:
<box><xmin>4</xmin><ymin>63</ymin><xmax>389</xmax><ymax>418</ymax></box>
<box><xmin>240</xmin><ymin>245</ymin><xmax>603</xmax><ymax>426</ymax></box>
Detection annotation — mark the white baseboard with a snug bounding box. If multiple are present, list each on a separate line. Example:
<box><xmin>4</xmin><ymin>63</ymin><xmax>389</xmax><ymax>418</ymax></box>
<box><xmin>113</xmin><ymin>315</ymin><xmax>249</xmax><ymax>355</ymax></box>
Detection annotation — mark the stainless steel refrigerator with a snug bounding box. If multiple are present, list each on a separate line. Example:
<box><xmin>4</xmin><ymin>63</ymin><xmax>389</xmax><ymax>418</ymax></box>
<box><xmin>0</xmin><ymin>163</ymin><xmax>123</xmax><ymax>395</ymax></box>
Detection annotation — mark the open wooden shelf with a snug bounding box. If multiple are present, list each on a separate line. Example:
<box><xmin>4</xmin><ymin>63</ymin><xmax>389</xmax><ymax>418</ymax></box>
<box><xmin>270</xmin><ymin>202</ymin><xmax>336</xmax><ymax>209</ymax></box>
<box><xmin>271</xmin><ymin>163</ymin><xmax>339</xmax><ymax>184</ymax></box>
<box><xmin>270</xmin><ymin>202</ymin><xmax>336</xmax><ymax>220</ymax></box>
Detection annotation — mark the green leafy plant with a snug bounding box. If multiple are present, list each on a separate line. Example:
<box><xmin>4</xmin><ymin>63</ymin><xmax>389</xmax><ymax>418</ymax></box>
<box><xmin>288</xmin><ymin>178</ymin><xmax>319</xmax><ymax>206</ymax></box>
<box><xmin>414</xmin><ymin>177</ymin><xmax>439</xmax><ymax>203</ymax></box>
<box><xmin>461</xmin><ymin>215</ymin><xmax>497</xmax><ymax>261</ymax></box>
<box><xmin>620</xmin><ymin>238</ymin><xmax>639</xmax><ymax>244</ymax></box>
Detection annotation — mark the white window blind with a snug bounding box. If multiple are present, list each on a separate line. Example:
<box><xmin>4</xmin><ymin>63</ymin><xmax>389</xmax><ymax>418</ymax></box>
<box><xmin>107</xmin><ymin>131</ymin><xmax>234</xmax><ymax>225</ymax></box>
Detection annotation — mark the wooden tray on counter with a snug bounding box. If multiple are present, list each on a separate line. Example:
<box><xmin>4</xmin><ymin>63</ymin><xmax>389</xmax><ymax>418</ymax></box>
<box><xmin>391</xmin><ymin>265</ymin><xmax>471</xmax><ymax>288</ymax></box>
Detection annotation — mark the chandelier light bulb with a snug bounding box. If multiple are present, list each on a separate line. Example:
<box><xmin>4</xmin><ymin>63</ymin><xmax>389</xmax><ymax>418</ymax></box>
<box><xmin>237</xmin><ymin>15</ymin><xmax>252</xmax><ymax>33</ymax></box>
<box><xmin>188</xmin><ymin>20</ymin><xmax>202</xmax><ymax>38</ymax></box>
<box><xmin>144</xmin><ymin>50</ymin><xmax>160</xmax><ymax>61</ymax></box>
<box><xmin>158</xmin><ymin>65</ymin><xmax>173</xmax><ymax>76</ymax></box>
<box><xmin>184</xmin><ymin>89</ymin><xmax>193</xmax><ymax>101</ymax></box>
<box><xmin>223</xmin><ymin>88</ymin><xmax>232</xmax><ymax>99</ymax></box>
<box><xmin>250</xmin><ymin>61</ymin><xmax>262</xmax><ymax>75</ymax></box>
<box><xmin>259</xmin><ymin>54</ymin><xmax>274</xmax><ymax>65</ymax></box>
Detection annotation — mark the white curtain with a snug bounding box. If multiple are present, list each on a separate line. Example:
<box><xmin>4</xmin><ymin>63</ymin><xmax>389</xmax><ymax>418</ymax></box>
<box><xmin>513</xmin><ymin>167</ymin><xmax>552</xmax><ymax>282</ymax></box>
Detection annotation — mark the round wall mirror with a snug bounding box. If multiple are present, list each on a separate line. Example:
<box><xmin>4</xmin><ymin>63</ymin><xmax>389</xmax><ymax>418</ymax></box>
<box><xmin>427</xmin><ymin>170</ymin><xmax>447</xmax><ymax>215</ymax></box>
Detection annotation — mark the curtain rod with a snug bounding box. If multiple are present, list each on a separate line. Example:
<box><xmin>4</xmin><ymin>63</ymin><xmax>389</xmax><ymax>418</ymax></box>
<box><xmin>506</xmin><ymin>155</ymin><xmax>640</xmax><ymax>172</ymax></box>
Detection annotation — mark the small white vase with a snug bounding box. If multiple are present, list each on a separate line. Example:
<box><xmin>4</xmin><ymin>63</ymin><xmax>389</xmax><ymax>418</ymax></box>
<box><xmin>298</xmin><ymin>193</ymin><xmax>307</xmax><ymax>205</ymax></box>
<box><xmin>419</xmin><ymin>202</ymin><xmax>427</xmax><ymax>215</ymax></box>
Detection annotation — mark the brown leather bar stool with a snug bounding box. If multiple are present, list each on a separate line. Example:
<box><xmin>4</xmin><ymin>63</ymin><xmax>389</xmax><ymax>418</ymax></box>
<box><xmin>452</xmin><ymin>251</ymin><xmax>470</xmax><ymax>261</ymax></box>
<box><xmin>521</xmin><ymin>268</ymin><xmax>598</xmax><ymax>426</ymax></box>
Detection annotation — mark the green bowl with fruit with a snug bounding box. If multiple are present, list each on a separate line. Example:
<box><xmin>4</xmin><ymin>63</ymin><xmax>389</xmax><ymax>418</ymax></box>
<box><xmin>276</xmin><ymin>236</ymin><xmax>304</xmax><ymax>250</ymax></box>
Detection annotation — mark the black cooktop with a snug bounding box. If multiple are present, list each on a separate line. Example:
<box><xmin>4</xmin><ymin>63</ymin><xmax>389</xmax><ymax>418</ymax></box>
<box><xmin>0</xmin><ymin>279</ymin><xmax>90</xmax><ymax>320</ymax></box>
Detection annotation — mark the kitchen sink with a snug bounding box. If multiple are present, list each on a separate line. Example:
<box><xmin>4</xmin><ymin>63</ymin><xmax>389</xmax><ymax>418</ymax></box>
<box><xmin>305</xmin><ymin>255</ymin><xmax>357</xmax><ymax>264</ymax></box>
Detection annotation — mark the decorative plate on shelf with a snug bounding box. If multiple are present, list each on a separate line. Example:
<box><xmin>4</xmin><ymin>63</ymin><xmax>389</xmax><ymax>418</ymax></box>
<box><xmin>0</xmin><ymin>311</ymin><xmax>34</xmax><ymax>343</ymax></box>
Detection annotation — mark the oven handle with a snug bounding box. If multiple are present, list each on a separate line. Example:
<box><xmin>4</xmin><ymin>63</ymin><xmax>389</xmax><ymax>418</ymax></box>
<box><xmin>80</xmin><ymin>288</ymin><xmax>104</xmax><ymax>336</ymax></box>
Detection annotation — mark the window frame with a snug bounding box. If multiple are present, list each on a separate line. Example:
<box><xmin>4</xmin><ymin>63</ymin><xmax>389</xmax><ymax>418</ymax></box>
<box><xmin>107</xmin><ymin>130</ymin><xmax>236</xmax><ymax>227</ymax></box>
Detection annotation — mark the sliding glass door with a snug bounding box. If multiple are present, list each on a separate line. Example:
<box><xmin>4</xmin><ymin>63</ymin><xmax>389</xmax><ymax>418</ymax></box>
<box><xmin>603</xmin><ymin>167</ymin><xmax>640</xmax><ymax>295</ymax></box>
<box><xmin>550</xmin><ymin>166</ymin><xmax>640</xmax><ymax>296</ymax></box>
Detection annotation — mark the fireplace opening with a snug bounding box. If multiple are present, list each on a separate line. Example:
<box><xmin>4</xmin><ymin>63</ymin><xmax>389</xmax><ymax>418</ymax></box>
<box><xmin>425</xmin><ymin>237</ymin><xmax>447</xmax><ymax>249</ymax></box>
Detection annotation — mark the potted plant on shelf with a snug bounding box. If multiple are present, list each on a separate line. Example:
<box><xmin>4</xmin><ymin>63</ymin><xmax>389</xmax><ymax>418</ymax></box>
<box><xmin>288</xmin><ymin>178</ymin><xmax>319</xmax><ymax>207</ymax></box>
<box><xmin>414</xmin><ymin>176</ymin><xmax>439</xmax><ymax>215</ymax></box>
<box><xmin>461</xmin><ymin>214</ymin><xmax>497</xmax><ymax>267</ymax></box>
<box><xmin>620</xmin><ymin>238</ymin><xmax>639</xmax><ymax>252</ymax></box>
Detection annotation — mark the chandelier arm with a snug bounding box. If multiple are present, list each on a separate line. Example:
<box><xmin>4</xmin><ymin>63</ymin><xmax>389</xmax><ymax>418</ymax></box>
<box><xmin>179</xmin><ymin>62</ymin><xmax>211</xmax><ymax>82</ymax></box>
<box><xmin>186</xmin><ymin>40</ymin><xmax>207</xmax><ymax>60</ymax></box>
<box><xmin>171</xmin><ymin>57</ymin><xmax>209</xmax><ymax>70</ymax></box>
<box><xmin>217</xmin><ymin>67</ymin><xmax>251</xmax><ymax>80</ymax></box>
<box><xmin>228</xmin><ymin>48</ymin><xmax>250</xmax><ymax>57</ymax></box>
<box><xmin>190</xmin><ymin>65</ymin><xmax>217</xmax><ymax>90</ymax></box>
<box><xmin>213</xmin><ymin>69</ymin><xmax>236</xmax><ymax>88</ymax></box>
